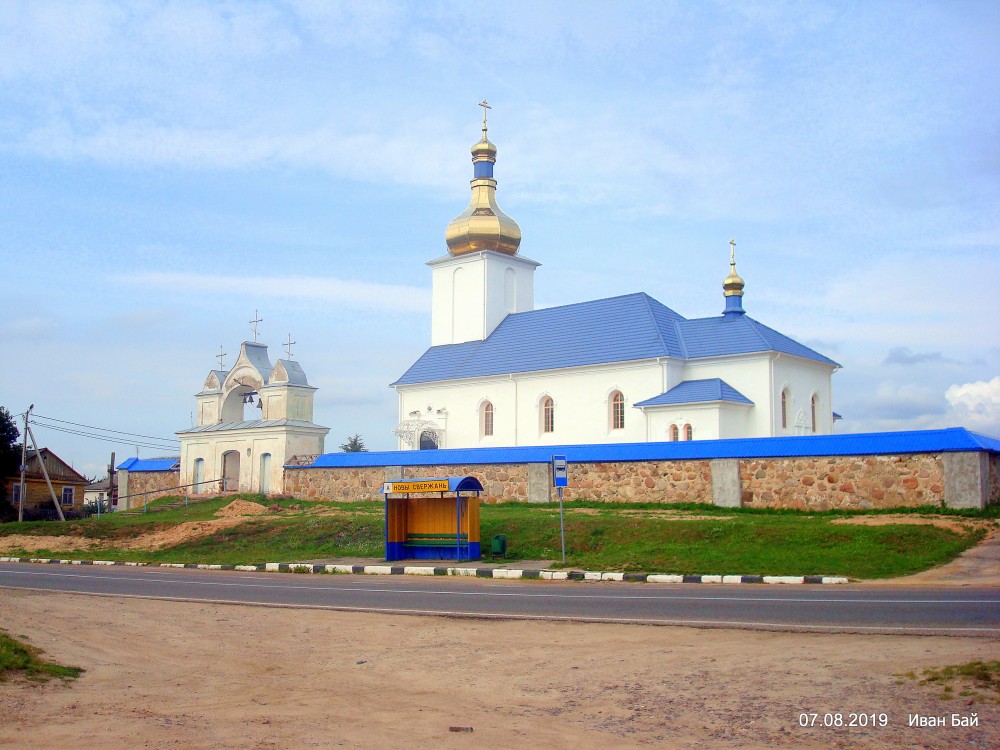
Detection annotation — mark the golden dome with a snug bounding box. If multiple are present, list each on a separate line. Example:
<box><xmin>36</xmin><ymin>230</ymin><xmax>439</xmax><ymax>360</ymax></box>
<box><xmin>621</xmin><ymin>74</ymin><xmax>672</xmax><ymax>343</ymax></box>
<box><xmin>445</xmin><ymin>102</ymin><xmax>521</xmax><ymax>256</ymax></box>
<box><xmin>723</xmin><ymin>238</ymin><xmax>745</xmax><ymax>297</ymax></box>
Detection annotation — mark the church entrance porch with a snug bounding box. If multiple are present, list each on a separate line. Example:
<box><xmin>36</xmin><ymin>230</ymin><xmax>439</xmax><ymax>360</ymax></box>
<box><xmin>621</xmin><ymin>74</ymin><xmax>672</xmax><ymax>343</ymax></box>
<box><xmin>222</xmin><ymin>451</ymin><xmax>241</xmax><ymax>493</ymax></box>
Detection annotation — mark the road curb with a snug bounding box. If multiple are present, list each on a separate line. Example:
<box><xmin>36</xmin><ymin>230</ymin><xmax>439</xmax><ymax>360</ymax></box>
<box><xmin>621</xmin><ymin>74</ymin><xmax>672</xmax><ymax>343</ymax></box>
<box><xmin>0</xmin><ymin>556</ymin><xmax>850</xmax><ymax>584</ymax></box>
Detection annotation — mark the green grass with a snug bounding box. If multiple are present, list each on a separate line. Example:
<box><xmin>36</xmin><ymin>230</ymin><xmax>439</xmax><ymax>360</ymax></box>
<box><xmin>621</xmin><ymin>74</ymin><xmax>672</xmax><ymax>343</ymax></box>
<box><xmin>0</xmin><ymin>630</ymin><xmax>84</xmax><ymax>683</ymax></box>
<box><xmin>899</xmin><ymin>660</ymin><xmax>1000</xmax><ymax>703</ymax></box>
<box><xmin>0</xmin><ymin>496</ymin><xmax>993</xmax><ymax>577</ymax></box>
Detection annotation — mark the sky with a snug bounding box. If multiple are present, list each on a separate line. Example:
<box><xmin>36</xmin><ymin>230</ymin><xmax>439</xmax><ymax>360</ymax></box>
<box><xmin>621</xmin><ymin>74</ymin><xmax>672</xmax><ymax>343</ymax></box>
<box><xmin>1</xmin><ymin>0</ymin><xmax>998</xmax><ymax>480</ymax></box>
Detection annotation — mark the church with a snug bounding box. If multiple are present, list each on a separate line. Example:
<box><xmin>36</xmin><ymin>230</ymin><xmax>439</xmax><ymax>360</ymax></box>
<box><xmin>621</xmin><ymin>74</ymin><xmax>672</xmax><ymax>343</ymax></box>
<box><xmin>390</xmin><ymin>106</ymin><xmax>840</xmax><ymax>450</ymax></box>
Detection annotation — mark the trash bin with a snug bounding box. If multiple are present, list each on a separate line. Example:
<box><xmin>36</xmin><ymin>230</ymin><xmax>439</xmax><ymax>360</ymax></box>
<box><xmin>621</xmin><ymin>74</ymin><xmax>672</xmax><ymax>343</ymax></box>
<box><xmin>491</xmin><ymin>534</ymin><xmax>507</xmax><ymax>561</ymax></box>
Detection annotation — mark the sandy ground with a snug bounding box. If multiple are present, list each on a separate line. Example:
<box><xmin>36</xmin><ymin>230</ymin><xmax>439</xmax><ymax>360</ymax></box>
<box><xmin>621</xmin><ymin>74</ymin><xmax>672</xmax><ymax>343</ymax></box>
<box><xmin>0</xmin><ymin>588</ymin><xmax>997</xmax><ymax>750</ymax></box>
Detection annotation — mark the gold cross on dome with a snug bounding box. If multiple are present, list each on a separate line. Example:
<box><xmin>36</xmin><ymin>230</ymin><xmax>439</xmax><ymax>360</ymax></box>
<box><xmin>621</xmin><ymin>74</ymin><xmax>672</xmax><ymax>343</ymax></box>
<box><xmin>479</xmin><ymin>99</ymin><xmax>491</xmax><ymax>134</ymax></box>
<box><xmin>729</xmin><ymin>238</ymin><xmax>736</xmax><ymax>265</ymax></box>
<box><xmin>216</xmin><ymin>346</ymin><xmax>227</xmax><ymax>369</ymax></box>
<box><xmin>250</xmin><ymin>309</ymin><xmax>263</xmax><ymax>342</ymax></box>
<box><xmin>284</xmin><ymin>333</ymin><xmax>296</xmax><ymax>359</ymax></box>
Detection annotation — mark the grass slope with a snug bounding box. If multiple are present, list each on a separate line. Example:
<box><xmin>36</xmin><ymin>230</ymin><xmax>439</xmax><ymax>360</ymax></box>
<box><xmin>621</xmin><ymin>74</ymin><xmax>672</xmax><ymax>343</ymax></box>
<box><xmin>1</xmin><ymin>496</ymin><xmax>994</xmax><ymax>578</ymax></box>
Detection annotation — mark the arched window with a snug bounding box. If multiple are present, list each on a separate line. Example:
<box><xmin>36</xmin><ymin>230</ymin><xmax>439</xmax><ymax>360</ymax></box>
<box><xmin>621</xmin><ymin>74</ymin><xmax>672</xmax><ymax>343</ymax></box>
<box><xmin>669</xmin><ymin>424</ymin><xmax>679</xmax><ymax>442</ymax></box>
<box><xmin>481</xmin><ymin>401</ymin><xmax>494</xmax><ymax>437</ymax></box>
<box><xmin>781</xmin><ymin>388</ymin><xmax>790</xmax><ymax>429</ymax></box>
<box><xmin>810</xmin><ymin>394</ymin><xmax>818</xmax><ymax>433</ymax></box>
<box><xmin>684</xmin><ymin>423</ymin><xmax>693</xmax><ymax>441</ymax></box>
<box><xmin>610</xmin><ymin>391</ymin><xmax>625</xmax><ymax>430</ymax></box>
<box><xmin>419</xmin><ymin>431</ymin><xmax>439</xmax><ymax>450</ymax></box>
<box><xmin>542</xmin><ymin>397</ymin><xmax>555</xmax><ymax>433</ymax></box>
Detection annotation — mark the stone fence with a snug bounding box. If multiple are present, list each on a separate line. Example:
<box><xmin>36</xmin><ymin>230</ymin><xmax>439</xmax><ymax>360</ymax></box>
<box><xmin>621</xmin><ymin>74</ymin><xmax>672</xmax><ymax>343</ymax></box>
<box><xmin>115</xmin><ymin>429</ymin><xmax>1000</xmax><ymax>511</ymax></box>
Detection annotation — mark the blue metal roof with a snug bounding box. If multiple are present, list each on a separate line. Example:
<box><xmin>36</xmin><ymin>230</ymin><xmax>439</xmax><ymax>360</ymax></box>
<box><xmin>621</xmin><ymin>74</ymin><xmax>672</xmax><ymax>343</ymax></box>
<box><xmin>117</xmin><ymin>456</ymin><xmax>180</xmax><ymax>472</ymax></box>
<box><xmin>392</xmin><ymin>292</ymin><xmax>838</xmax><ymax>386</ymax></box>
<box><xmin>393</xmin><ymin>293</ymin><xmax>685</xmax><ymax>385</ymax></box>
<box><xmin>295</xmin><ymin>428</ymin><xmax>1000</xmax><ymax>469</ymax></box>
<box><xmin>676</xmin><ymin>316</ymin><xmax>838</xmax><ymax>365</ymax></box>
<box><xmin>634</xmin><ymin>378</ymin><xmax>753</xmax><ymax>407</ymax></box>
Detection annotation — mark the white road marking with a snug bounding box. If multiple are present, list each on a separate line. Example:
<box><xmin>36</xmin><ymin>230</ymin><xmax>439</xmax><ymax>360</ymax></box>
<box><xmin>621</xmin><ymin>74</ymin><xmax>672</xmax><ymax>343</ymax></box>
<box><xmin>1</xmin><ymin>566</ymin><xmax>996</xmax><ymax>605</ymax></box>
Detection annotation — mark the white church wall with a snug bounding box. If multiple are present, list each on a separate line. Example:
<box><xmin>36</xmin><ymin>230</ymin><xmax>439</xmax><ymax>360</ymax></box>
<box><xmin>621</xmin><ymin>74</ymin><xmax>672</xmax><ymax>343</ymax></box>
<box><xmin>644</xmin><ymin>403</ymin><xmax>723</xmax><ymax>442</ymax></box>
<box><xmin>772</xmin><ymin>356</ymin><xmax>836</xmax><ymax>435</ymax></box>
<box><xmin>429</xmin><ymin>251</ymin><xmax>539</xmax><ymax>346</ymax></box>
<box><xmin>483</xmin><ymin>252</ymin><xmax>537</xmax><ymax>337</ymax></box>
<box><xmin>683</xmin><ymin>355</ymin><xmax>774</xmax><ymax>435</ymax></box>
<box><xmin>396</xmin><ymin>359</ymin><xmax>669</xmax><ymax>449</ymax></box>
<box><xmin>718</xmin><ymin>403</ymin><xmax>752</xmax><ymax>438</ymax></box>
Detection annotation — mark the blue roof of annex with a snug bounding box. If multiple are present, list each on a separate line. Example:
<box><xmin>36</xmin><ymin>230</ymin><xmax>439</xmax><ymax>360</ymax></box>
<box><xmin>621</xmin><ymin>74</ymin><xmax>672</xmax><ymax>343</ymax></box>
<box><xmin>392</xmin><ymin>292</ymin><xmax>840</xmax><ymax>387</ymax></box>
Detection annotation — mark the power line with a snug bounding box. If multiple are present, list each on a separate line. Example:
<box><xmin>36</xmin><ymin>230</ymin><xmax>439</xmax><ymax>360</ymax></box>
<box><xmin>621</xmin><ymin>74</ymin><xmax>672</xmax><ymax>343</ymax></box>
<box><xmin>32</xmin><ymin>413</ymin><xmax>179</xmax><ymax>444</ymax></box>
<box><xmin>29</xmin><ymin>421</ymin><xmax>180</xmax><ymax>452</ymax></box>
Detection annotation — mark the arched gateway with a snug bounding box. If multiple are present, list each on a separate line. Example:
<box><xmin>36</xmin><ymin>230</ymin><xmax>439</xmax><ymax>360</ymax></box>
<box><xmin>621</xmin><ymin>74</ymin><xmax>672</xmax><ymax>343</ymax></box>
<box><xmin>177</xmin><ymin>339</ymin><xmax>329</xmax><ymax>495</ymax></box>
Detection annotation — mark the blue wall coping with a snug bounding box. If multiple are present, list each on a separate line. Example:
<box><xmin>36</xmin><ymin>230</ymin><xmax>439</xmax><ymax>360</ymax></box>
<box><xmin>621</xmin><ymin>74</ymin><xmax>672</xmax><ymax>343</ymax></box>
<box><xmin>292</xmin><ymin>427</ymin><xmax>1000</xmax><ymax>469</ymax></box>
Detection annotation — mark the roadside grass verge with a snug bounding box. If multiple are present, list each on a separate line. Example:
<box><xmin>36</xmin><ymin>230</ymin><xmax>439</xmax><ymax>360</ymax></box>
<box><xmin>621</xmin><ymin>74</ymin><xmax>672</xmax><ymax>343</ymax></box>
<box><xmin>898</xmin><ymin>660</ymin><xmax>1000</xmax><ymax>703</ymax></box>
<box><xmin>0</xmin><ymin>630</ymin><xmax>84</xmax><ymax>683</ymax></box>
<box><xmin>0</xmin><ymin>497</ymin><xmax>993</xmax><ymax>577</ymax></box>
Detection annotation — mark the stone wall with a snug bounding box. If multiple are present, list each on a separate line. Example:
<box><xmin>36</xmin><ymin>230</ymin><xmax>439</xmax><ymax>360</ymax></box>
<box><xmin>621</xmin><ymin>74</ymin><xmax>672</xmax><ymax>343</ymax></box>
<box><xmin>565</xmin><ymin>460</ymin><xmax>712</xmax><ymax>503</ymax></box>
<box><xmin>739</xmin><ymin>454</ymin><xmax>944</xmax><ymax>510</ymax></box>
<box><xmin>120</xmin><ymin>470</ymin><xmax>183</xmax><ymax>509</ymax></box>
<box><xmin>281</xmin><ymin>451</ymin><xmax>995</xmax><ymax>509</ymax></box>
<box><xmin>989</xmin><ymin>453</ymin><xmax>1000</xmax><ymax>506</ymax></box>
<box><xmin>283</xmin><ymin>466</ymin><xmax>385</xmax><ymax>501</ymax></box>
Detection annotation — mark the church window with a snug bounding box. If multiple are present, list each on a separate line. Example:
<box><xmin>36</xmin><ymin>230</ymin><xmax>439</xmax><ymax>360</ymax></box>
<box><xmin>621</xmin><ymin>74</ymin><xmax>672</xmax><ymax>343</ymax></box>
<box><xmin>542</xmin><ymin>397</ymin><xmax>555</xmax><ymax>433</ymax></box>
<box><xmin>810</xmin><ymin>395</ymin><xmax>818</xmax><ymax>433</ymax></box>
<box><xmin>781</xmin><ymin>389</ymin><xmax>790</xmax><ymax>429</ymax></box>
<box><xmin>610</xmin><ymin>391</ymin><xmax>625</xmax><ymax>430</ymax></box>
<box><xmin>669</xmin><ymin>424</ymin><xmax>679</xmax><ymax>442</ymax></box>
<box><xmin>684</xmin><ymin>423</ymin><xmax>693</xmax><ymax>441</ymax></box>
<box><xmin>482</xmin><ymin>401</ymin><xmax>494</xmax><ymax>437</ymax></box>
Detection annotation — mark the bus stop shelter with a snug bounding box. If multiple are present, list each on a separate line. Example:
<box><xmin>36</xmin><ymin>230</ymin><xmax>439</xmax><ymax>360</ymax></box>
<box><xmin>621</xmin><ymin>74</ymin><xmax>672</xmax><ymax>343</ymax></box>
<box><xmin>381</xmin><ymin>476</ymin><xmax>482</xmax><ymax>561</ymax></box>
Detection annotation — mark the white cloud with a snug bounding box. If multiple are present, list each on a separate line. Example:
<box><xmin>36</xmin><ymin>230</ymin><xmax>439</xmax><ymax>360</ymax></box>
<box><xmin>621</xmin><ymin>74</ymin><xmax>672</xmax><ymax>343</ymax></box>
<box><xmin>945</xmin><ymin>376</ymin><xmax>1000</xmax><ymax>436</ymax></box>
<box><xmin>119</xmin><ymin>272</ymin><xmax>429</xmax><ymax>313</ymax></box>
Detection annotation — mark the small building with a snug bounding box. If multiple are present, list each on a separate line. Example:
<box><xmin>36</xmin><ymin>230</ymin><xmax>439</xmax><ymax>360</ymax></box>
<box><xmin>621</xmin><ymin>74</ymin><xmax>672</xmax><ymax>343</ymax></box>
<box><xmin>84</xmin><ymin>476</ymin><xmax>116</xmax><ymax>510</ymax></box>
<box><xmin>6</xmin><ymin>448</ymin><xmax>88</xmax><ymax>517</ymax></box>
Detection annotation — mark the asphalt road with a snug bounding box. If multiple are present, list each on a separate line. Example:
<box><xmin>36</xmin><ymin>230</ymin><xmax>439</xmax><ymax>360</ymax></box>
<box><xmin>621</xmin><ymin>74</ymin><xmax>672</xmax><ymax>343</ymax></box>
<box><xmin>1</xmin><ymin>562</ymin><xmax>997</xmax><ymax>636</ymax></box>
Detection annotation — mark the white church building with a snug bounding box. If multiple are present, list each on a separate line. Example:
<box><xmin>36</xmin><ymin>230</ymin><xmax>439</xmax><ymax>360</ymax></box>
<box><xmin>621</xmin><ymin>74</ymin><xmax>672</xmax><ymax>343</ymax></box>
<box><xmin>177</xmin><ymin>338</ymin><xmax>329</xmax><ymax>494</ymax></box>
<box><xmin>391</xmin><ymin>108</ymin><xmax>839</xmax><ymax>450</ymax></box>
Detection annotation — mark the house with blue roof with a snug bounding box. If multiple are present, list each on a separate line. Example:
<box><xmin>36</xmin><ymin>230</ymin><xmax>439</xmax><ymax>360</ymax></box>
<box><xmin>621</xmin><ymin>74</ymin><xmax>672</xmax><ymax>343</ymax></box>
<box><xmin>390</xmin><ymin>110</ymin><xmax>839</xmax><ymax>450</ymax></box>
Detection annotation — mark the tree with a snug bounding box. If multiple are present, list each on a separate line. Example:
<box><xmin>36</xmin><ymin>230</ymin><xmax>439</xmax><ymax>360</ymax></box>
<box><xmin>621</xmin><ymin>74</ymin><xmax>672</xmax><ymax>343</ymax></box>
<box><xmin>0</xmin><ymin>406</ymin><xmax>22</xmax><ymax>521</ymax></box>
<box><xmin>339</xmin><ymin>434</ymin><xmax>367</xmax><ymax>452</ymax></box>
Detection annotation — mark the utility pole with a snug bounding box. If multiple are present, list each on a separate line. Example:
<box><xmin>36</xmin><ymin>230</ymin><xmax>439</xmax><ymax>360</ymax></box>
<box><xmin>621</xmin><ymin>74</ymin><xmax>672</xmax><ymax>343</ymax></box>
<box><xmin>24</xmin><ymin>417</ymin><xmax>65</xmax><ymax>522</ymax></box>
<box><xmin>108</xmin><ymin>451</ymin><xmax>116</xmax><ymax>514</ymax></box>
<box><xmin>17</xmin><ymin>405</ymin><xmax>31</xmax><ymax>523</ymax></box>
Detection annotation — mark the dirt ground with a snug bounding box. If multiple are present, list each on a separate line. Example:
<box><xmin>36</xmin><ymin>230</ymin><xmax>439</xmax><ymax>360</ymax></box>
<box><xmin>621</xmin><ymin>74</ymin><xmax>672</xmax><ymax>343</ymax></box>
<box><xmin>0</xmin><ymin>589</ymin><xmax>996</xmax><ymax>750</ymax></box>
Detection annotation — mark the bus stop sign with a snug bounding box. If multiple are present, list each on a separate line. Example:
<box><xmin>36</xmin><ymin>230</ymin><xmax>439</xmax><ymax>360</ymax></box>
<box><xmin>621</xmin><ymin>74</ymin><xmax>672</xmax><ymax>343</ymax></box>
<box><xmin>552</xmin><ymin>455</ymin><xmax>568</xmax><ymax>487</ymax></box>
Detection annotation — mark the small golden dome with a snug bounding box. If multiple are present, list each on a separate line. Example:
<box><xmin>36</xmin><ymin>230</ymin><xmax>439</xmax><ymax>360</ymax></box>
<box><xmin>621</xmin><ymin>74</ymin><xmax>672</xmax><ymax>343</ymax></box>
<box><xmin>471</xmin><ymin>136</ymin><xmax>497</xmax><ymax>159</ymax></box>
<box><xmin>723</xmin><ymin>238</ymin><xmax>745</xmax><ymax>297</ymax></box>
<box><xmin>723</xmin><ymin>264</ymin><xmax>745</xmax><ymax>296</ymax></box>
<box><xmin>445</xmin><ymin>102</ymin><xmax>521</xmax><ymax>256</ymax></box>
